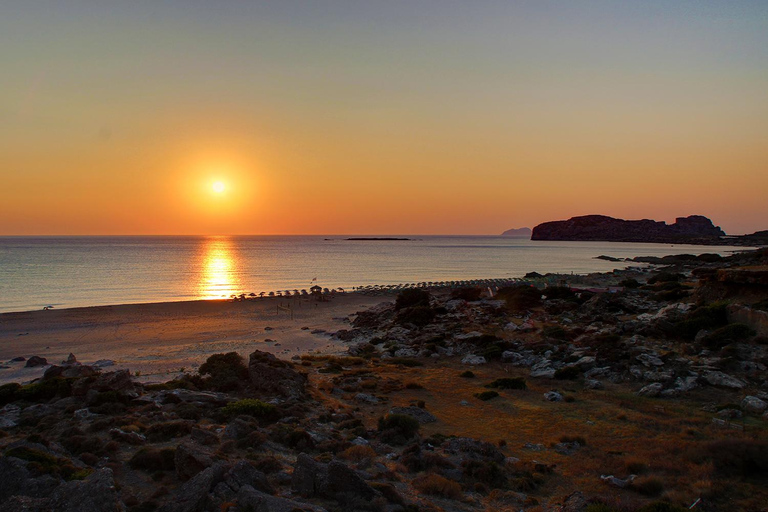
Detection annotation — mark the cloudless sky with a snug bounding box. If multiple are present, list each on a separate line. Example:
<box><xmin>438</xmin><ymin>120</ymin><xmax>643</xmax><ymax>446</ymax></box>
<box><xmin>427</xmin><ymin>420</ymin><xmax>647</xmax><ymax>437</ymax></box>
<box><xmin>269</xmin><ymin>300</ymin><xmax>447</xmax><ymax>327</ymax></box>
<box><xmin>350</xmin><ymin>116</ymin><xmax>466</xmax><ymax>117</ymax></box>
<box><xmin>1</xmin><ymin>1</ymin><xmax>767</xmax><ymax>235</ymax></box>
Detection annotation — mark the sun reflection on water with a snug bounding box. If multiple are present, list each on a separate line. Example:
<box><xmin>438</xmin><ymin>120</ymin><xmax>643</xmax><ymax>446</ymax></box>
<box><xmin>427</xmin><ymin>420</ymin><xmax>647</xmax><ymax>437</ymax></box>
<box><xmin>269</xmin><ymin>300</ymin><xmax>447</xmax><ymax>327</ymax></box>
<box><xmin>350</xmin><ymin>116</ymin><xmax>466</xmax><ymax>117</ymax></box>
<box><xmin>199</xmin><ymin>237</ymin><xmax>243</xmax><ymax>300</ymax></box>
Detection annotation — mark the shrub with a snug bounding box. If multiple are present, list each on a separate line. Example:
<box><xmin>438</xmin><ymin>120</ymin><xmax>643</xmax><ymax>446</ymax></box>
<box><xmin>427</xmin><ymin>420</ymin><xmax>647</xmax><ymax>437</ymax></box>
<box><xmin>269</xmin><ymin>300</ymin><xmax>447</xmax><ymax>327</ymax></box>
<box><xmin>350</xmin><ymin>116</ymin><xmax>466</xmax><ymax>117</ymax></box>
<box><xmin>554</xmin><ymin>366</ymin><xmax>580</xmax><ymax>380</ymax></box>
<box><xmin>671</xmin><ymin>302</ymin><xmax>728</xmax><ymax>339</ymax></box>
<box><xmin>497</xmin><ymin>285</ymin><xmax>542</xmax><ymax>312</ymax></box>
<box><xmin>460</xmin><ymin>371</ymin><xmax>475</xmax><ymax>378</ymax></box>
<box><xmin>702</xmin><ymin>439</ymin><xmax>768</xmax><ymax>478</ymax></box>
<box><xmin>395</xmin><ymin>289</ymin><xmax>431</xmax><ymax>310</ymax></box>
<box><xmin>486</xmin><ymin>378</ymin><xmax>526</xmax><ymax>390</ymax></box>
<box><xmin>474</xmin><ymin>390</ymin><xmax>499</xmax><ymax>401</ymax></box>
<box><xmin>451</xmin><ymin>287</ymin><xmax>483</xmax><ymax>301</ymax></box>
<box><xmin>405</xmin><ymin>381</ymin><xmax>424</xmax><ymax>389</ymax></box>
<box><xmin>220</xmin><ymin>399</ymin><xmax>278</xmax><ymax>421</ymax></box>
<box><xmin>129</xmin><ymin>447</ymin><xmax>176</xmax><ymax>471</ymax></box>
<box><xmin>413</xmin><ymin>473</ymin><xmax>463</xmax><ymax>499</ymax></box>
<box><xmin>559</xmin><ymin>435</ymin><xmax>586</xmax><ymax>445</ymax></box>
<box><xmin>0</xmin><ymin>383</ymin><xmax>21</xmax><ymax>406</ymax></box>
<box><xmin>701</xmin><ymin>323</ymin><xmax>755</xmax><ymax>349</ymax></box>
<box><xmin>6</xmin><ymin>446</ymin><xmax>92</xmax><ymax>481</ymax></box>
<box><xmin>647</xmin><ymin>272</ymin><xmax>682</xmax><ymax>284</ymax></box>
<box><xmin>462</xmin><ymin>459</ymin><xmax>508</xmax><ymax>490</ymax></box>
<box><xmin>619</xmin><ymin>278</ymin><xmax>640</xmax><ymax>288</ymax></box>
<box><xmin>198</xmin><ymin>352</ymin><xmax>248</xmax><ymax>391</ymax></box>
<box><xmin>378</xmin><ymin>414</ymin><xmax>420</xmax><ymax>445</ymax></box>
<box><xmin>396</xmin><ymin>306</ymin><xmax>435</xmax><ymax>327</ymax></box>
<box><xmin>15</xmin><ymin>378</ymin><xmax>73</xmax><ymax>403</ymax></box>
<box><xmin>340</xmin><ymin>445</ymin><xmax>377</xmax><ymax>462</ymax></box>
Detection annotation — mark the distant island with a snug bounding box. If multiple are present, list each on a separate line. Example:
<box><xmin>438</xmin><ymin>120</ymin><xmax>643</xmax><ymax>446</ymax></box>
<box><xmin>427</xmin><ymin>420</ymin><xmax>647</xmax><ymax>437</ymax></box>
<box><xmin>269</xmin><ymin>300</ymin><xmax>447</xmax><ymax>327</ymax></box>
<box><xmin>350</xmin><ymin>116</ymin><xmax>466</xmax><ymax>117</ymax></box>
<box><xmin>345</xmin><ymin>237</ymin><xmax>411</xmax><ymax>241</ymax></box>
<box><xmin>500</xmin><ymin>227</ymin><xmax>531</xmax><ymax>238</ymax></box>
<box><xmin>531</xmin><ymin>215</ymin><xmax>727</xmax><ymax>244</ymax></box>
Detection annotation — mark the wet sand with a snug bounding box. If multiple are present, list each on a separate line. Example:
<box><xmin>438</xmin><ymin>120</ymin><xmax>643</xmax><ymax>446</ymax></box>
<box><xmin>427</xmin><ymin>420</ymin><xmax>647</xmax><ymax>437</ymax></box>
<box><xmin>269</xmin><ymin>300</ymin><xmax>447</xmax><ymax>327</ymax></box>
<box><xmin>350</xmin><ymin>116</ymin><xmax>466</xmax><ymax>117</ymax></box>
<box><xmin>0</xmin><ymin>294</ymin><xmax>385</xmax><ymax>384</ymax></box>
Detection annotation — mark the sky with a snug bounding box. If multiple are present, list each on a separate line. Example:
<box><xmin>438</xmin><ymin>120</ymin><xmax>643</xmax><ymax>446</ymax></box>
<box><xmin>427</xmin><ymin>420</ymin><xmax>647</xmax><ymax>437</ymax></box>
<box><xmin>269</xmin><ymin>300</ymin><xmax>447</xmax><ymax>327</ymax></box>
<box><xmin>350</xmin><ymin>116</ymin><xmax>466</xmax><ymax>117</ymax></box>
<box><xmin>1</xmin><ymin>1</ymin><xmax>767</xmax><ymax>235</ymax></box>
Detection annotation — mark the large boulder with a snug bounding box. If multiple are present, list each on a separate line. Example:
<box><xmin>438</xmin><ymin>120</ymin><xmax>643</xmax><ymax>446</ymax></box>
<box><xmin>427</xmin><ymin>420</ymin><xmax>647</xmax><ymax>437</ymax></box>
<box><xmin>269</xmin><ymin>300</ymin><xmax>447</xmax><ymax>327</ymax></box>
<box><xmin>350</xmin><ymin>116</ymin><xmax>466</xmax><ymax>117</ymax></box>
<box><xmin>24</xmin><ymin>356</ymin><xmax>48</xmax><ymax>368</ymax></box>
<box><xmin>742</xmin><ymin>396</ymin><xmax>768</xmax><ymax>415</ymax></box>
<box><xmin>248</xmin><ymin>350</ymin><xmax>307</xmax><ymax>400</ymax></box>
<box><xmin>158</xmin><ymin>462</ymin><xmax>230</xmax><ymax>512</ymax></box>
<box><xmin>46</xmin><ymin>469</ymin><xmax>124</xmax><ymax>512</ymax></box>
<box><xmin>291</xmin><ymin>454</ymin><xmax>379</xmax><ymax>502</ymax></box>
<box><xmin>175</xmin><ymin>443</ymin><xmax>214</xmax><ymax>481</ymax></box>
<box><xmin>389</xmin><ymin>406</ymin><xmax>437</xmax><ymax>424</ymax></box>
<box><xmin>703</xmin><ymin>371</ymin><xmax>746</xmax><ymax>390</ymax></box>
<box><xmin>237</xmin><ymin>485</ymin><xmax>325</xmax><ymax>512</ymax></box>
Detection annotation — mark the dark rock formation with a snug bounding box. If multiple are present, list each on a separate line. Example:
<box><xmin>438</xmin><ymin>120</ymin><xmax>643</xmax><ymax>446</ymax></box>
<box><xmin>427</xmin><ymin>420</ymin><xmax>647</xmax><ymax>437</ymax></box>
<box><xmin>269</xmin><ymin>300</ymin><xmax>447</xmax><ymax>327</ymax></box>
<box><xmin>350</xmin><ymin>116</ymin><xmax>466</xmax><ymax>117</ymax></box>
<box><xmin>248</xmin><ymin>350</ymin><xmax>307</xmax><ymax>400</ymax></box>
<box><xmin>24</xmin><ymin>356</ymin><xmax>47</xmax><ymax>368</ymax></box>
<box><xmin>501</xmin><ymin>227</ymin><xmax>532</xmax><ymax>238</ymax></box>
<box><xmin>531</xmin><ymin>215</ymin><xmax>724</xmax><ymax>243</ymax></box>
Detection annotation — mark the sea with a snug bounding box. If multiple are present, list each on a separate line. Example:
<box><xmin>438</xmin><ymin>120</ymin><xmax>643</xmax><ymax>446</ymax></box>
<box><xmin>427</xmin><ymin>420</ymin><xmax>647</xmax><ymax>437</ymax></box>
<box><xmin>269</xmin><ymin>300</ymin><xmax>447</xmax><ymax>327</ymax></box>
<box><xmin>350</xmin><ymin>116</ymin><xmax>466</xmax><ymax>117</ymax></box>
<box><xmin>0</xmin><ymin>236</ymin><xmax>750</xmax><ymax>313</ymax></box>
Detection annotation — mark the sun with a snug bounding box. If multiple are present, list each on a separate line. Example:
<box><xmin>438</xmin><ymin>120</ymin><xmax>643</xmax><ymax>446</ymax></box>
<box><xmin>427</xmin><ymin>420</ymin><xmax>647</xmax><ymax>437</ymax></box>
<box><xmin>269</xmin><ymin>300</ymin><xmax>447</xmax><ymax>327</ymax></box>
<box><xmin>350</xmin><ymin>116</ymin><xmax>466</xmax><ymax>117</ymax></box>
<box><xmin>211</xmin><ymin>181</ymin><xmax>226</xmax><ymax>194</ymax></box>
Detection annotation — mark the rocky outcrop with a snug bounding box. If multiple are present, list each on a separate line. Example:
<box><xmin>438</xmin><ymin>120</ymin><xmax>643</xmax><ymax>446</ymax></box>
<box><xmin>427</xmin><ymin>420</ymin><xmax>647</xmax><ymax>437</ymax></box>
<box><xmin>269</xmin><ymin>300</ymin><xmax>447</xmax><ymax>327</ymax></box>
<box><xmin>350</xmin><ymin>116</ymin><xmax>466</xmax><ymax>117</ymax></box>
<box><xmin>531</xmin><ymin>215</ymin><xmax>724</xmax><ymax>243</ymax></box>
<box><xmin>248</xmin><ymin>350</ymin><xmax>307</xmax><ymax>400</ymax></box>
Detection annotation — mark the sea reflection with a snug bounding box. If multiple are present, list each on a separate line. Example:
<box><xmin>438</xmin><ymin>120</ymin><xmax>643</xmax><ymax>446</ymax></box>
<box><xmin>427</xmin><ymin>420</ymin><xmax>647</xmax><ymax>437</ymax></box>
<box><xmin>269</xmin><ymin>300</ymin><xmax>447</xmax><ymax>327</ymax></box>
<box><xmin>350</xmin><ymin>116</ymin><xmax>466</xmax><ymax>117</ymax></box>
<box><xmin>198</xmin><ymin>237</ymin><xmax>243</xmax><ymax>299</ymax></box>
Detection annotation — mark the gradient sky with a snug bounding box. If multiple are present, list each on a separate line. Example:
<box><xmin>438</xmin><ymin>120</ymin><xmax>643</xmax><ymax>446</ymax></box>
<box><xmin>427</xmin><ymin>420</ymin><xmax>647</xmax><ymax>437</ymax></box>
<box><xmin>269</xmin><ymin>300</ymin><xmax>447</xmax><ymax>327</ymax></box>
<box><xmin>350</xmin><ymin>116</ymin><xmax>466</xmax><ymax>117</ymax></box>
<box><xmin>1</xmin><ymin>1</ymin><xmax>767</xmax><ymax>235</ymax></box>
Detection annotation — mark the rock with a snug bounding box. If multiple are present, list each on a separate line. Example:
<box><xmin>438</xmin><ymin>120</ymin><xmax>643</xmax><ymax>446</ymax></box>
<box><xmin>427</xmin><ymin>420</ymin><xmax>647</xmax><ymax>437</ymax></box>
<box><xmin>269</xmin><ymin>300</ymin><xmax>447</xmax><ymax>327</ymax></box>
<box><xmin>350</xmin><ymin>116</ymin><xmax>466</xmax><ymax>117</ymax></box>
<box><xmin>223</xmin><ymin>418</ymin><xmax>257</xmax><ymax>440</ymax></box>
<box><xmin>530</xmin><ymin>367</ymin><xmax>556</xmax><ymax>379</ymax></box>
<box><xmin>504</xmin><ymin>322</ymin><xmax>519</xmax><ymax>331</ymax></box>
<box><xmin>637</xmin><ymin>383</ymin><xmax>664</xmax><ymax>397</ymax></box>
<box><xmin>569</xmin><ymin>356</ymin><xmax>596</xmax><ymax>369</ymax></box>
<box><xmin>354</xmin><ymin>393</ymin><xmax>379</xmax><ymax>405</ymax></box>
<box><xmin>461</xmin><ymin>354</ymin><xmax>487</xmax><ymax>365</ymax></box>
<box><xmin>92</xmin><ymin>359</ymin><xmax>115</xmax><ymax>367</ymax></box>
<box><xmin>237</xmin><ymin>485</ymin><xmax>325</xmax><ymax>512</ymax></box>
<box><xmin>741</xmin><ymin>396</ymin><xmax>768</xmax><ymax>414</ymax></box>
<box><xmin>0</xmin><ymin>404</ymin><xmax>21</xmax><ymax>429</ymax></box>
<box><xmin>554</xmin><ymin>442</ymin><xmax>581</xmax><ymax>455</ymax></box>
<box><xmin>45</xmin><ymin>468</ymin><xmax>123</xmax><ymax>512</ymax></box>
<box><xmin>443</xmin><ymin>438</ymin><xmax>505</xmax><ymax>462</ymax></box>
<box><xmin>191</xmin><ymin>427</ymin><xmax>220</xmax><ymax>446</ymax></box>
<box><xmin>637</xmin><ymin>353</ymin><xmax>664</xmax><ymax>367</ymax></box>
<box><xmin>673</xmin><ymin>376</ymin><xmax>698</xmax><ymax>392</ymax></box>
<box><xmin>291</xmin><ymin>453</ymin><xmax>328</xmax><ymax>497</ymax></box>
<box><xmin>717</xmin><ymin>408</ymin><xmax>742</xmax><ymax>419</ymax></box>
<box><xmin>544</xmin><ymin>391</ymin><xmax>563</xmax><ymax>402</ymax></box>
<box><xmin>703</xmin><ymin>371</ymin><xmax>746</xmax><ymax>390</ymax></box>
<box><xmin>248</xmin><ymin>350</ymin><xmax>307</xmax><ymax>400</ymax></box>
<box><xmin>175</xmin><ymin>443</ymin><xmax>214</xmax><ymax>481</ymax></box>
<box><xmin>63</xmin><ymin>353</ymin><xmax>78</xmax><ymax>364</ymax></box>
<box><xmin>326</xmin><ymin>460</ymin><xmax>379</xmax><ymax>500</ymax></box>
<box><xmin>585</xmin><ymin>379</ymin><xmax>604</xmax><ymax>390</ymax></box>
<box><xmin>223</xmin><ymin>460</ymin><xmax>274</xmax><ymax>495</ymax></box>
<box><xmin>601</xmin><ymin>474</ymin><xmax>636</xmax><ymax>488</ymax></box>
<box><xmin>10</xmin><ymin>357</ymin><xmax>26</xmax><ymax>362</ymax></box>
<box><xmin>557</xmin><ymin>490</ymin><xmax>588</xmax><ymax>512</ymax></box>
<box><xmin>159</xmin><ymin>462</ymin><xmax>230</xmax><ymax>512</ymax></box>
<box><xmin>24</xmin><ymin>356</ymin><xmax>48</xmax><ymax>368</ymax></box>
<box><xmin>0</xmin><ymin>455</ymin><xmax>59</xmax><ymax>503</ymax></box>
<box><xmin>389</xmin><ymin>406</ymin><xmax>437</xmax><ymax>424</ymax></box>
<box><xmin>109</xmin><ymin>428</ymin><xmax>146</xmax><ymax>445</ymax></box>
<box><xmin>43</xmin><ymin>363</ymin><xmax>98</xmax><ymax>380</ymax></box>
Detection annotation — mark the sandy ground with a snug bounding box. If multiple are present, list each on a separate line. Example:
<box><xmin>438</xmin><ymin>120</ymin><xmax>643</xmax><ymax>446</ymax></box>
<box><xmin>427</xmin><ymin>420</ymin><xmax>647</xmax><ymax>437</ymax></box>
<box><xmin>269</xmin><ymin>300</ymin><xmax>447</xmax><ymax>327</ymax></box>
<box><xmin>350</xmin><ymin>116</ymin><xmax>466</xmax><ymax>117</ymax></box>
<box><xmin>0</xmin><ymin>294</ymin><xmax>386</xmax><ymax>385</ymax></box>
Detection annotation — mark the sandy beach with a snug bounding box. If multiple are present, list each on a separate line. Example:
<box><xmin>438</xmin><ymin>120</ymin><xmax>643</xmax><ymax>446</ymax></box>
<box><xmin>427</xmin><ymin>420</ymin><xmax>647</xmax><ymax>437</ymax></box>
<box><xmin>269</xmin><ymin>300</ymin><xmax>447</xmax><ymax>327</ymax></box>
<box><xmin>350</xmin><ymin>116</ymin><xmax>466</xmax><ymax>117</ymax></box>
<box><xmin>0</xmin><ymin>294</ymin><xmax>385</xmax><ymax>385</ymax></box>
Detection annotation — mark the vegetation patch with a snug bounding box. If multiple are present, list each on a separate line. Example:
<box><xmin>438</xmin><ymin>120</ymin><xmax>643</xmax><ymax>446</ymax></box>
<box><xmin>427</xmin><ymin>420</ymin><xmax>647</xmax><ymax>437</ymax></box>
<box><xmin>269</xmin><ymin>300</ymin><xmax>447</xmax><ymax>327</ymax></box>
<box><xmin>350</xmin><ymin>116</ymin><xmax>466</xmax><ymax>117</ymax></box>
<box><xmin>220</xmin><ymin>399</ymin><xmax>278</xmax><ymax>421</ymax></box>
<box><xmin>485</xmin><ymin>377</ymin><xmax>526</xmax><ymax>390</ymax></box>
<box><xmin>474</xmin><ymin>390</ymin><xmax>500</xmax><ymax>401</ymax></box>
<box><xmin>198</xmin><ymin>352</ymin><xmax>248</xmax><ymax>391</ymax></box>
<box><xmin>413</xmin><ymin>473</ymin><xmax>463</xmax><ymax>499</ymax></box>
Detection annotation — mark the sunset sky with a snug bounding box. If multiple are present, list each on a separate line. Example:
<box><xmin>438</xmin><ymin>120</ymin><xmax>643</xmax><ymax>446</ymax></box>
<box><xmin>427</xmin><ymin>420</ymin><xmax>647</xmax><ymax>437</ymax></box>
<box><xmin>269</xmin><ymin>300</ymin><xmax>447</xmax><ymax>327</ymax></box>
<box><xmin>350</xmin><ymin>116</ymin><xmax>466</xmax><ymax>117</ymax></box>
<box><xmin>1</xmin><ymin>1</ymin><xmax>766</xmax><ymax>235</ymax></box>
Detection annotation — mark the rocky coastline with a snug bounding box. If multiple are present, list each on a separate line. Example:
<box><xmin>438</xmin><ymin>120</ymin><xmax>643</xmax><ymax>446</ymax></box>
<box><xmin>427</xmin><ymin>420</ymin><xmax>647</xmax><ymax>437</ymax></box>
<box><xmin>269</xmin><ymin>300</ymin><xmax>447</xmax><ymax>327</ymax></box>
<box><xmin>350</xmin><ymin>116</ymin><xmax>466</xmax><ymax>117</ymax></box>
<box><xmin>1</xmin><ymin>249</ymin><xmax>768</xmax><ymax>511</ymax></box>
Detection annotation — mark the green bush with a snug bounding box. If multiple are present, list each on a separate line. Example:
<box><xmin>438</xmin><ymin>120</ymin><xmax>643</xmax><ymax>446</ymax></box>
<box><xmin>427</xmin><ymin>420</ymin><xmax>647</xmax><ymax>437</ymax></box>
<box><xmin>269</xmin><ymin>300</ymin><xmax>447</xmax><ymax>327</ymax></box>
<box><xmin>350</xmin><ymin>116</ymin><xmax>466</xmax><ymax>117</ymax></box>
<box><xmin>460</xmin><ymin>370</ymin><xmax>475</xmax><ymax>378</ymax></box>
<box><xmin>387</xmin><ymin>357</ymin><xmax>424</xmax><ymax>367</ymax></box>
<box><xmin>701</xmin><ymin>323</ymin><xmax>755</xmax><ymax>349</ymax></box>
<box><xmin>474</xmin><ymin>390</ymin><xmax>499</xmax><ymax>401</ymax></box>
<box><xmin>198</xmin><ymin>352</ymin><xmax>248</xmax><ymax>391</ymax></box>
<box><xmin>221</xmin><ymin>399</ymin><xmax>278</xmax><ymax>420</ymax></box>
<box><xmin>672</xmin><ymin>302</ymin><xmax>728</xmax><ymax>339</ymax></box>
<box><xmin>5</xmin><ymin>446</ymin><xmax>91</xmax><ymax>481</ymax></box>
<box><xmin>0</xmin><ymin>383</ymin><xmax>21</xmax><ymax>406</ymax></box>
<box><xmin>15</xmin><ymin>378</ymin><xmax>73</xmax><ymax>403</ymax></box>
<box><xmin>497</xmin><ymin>285</ymin><xmax>542</xmax><ymax>312</ymax></box>
<box><xmin>395</xmin><ymin>289</ymin><xmax>431</xmax><ymax>310</ymax></box>
<box><xmin>378</xmin><ymin>414</ymin><xmax>420</xmax><ymax>445</ymax></box>
<box><xmin>451</xmin><ymin>287</ymin><xmax>483</xmax><ymax>301</ymax></box>
<box><xmin>554</xmin><ymin>366</ymin><xmax>580</xmax><ymax>380</ymax></box>
<box><xmin>485</xmin><ymin>377</ymin><xmax>526</xmax><ymax>390</ymax></box>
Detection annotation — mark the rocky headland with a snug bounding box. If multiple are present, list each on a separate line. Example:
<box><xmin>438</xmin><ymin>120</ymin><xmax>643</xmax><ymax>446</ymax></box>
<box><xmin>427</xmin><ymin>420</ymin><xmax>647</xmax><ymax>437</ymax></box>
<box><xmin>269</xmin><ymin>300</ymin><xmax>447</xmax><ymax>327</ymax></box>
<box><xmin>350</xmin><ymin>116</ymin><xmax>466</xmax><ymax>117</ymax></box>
<box><xmin>501</xmin><ymin>228</ymin><xmax>532</xmax><ymax>238</ymax></box>
<box><xmin>531</xmin><ymin>215</ymin><xmax>727</xmax><ymax>244</ymax></box>
<box><xmin>1</xmin><ymin>249</ymin><xmax>768</xmax><ymax>511</ymax></box>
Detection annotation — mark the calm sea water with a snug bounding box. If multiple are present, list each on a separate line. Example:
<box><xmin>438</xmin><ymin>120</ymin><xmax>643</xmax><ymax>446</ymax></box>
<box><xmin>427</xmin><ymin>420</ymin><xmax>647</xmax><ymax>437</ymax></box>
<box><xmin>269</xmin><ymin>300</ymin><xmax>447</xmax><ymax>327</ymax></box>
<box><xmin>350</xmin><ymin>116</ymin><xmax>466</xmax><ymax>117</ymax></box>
<box><xmin>0</xmin><ymin>236</ymin><xmax>746</xmax><ymax>313</ymax></box>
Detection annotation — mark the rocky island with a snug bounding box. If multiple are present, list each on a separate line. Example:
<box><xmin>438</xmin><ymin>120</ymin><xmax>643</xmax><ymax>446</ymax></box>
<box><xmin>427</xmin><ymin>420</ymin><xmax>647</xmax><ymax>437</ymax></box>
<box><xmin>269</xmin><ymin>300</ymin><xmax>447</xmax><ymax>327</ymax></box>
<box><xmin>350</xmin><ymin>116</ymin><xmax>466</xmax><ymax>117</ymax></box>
<box><xmin>501</xmin><ymin>228</ymin><xmax>532</xmax><ymax>238</ymax></box>
<box><xmin>532</xmin><ymin>215</ymin><xmax>725</xmax><ymax>244</ymax></box>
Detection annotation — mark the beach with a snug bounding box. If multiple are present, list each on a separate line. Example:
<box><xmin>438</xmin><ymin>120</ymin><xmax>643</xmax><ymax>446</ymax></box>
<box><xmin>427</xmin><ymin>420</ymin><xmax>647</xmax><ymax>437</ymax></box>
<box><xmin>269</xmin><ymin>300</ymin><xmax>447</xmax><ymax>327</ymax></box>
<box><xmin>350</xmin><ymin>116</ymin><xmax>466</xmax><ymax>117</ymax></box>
<box><xmin>0</xmin><ymin>293</ymin><xmax>384</xmax><ymax>385</ymax></box>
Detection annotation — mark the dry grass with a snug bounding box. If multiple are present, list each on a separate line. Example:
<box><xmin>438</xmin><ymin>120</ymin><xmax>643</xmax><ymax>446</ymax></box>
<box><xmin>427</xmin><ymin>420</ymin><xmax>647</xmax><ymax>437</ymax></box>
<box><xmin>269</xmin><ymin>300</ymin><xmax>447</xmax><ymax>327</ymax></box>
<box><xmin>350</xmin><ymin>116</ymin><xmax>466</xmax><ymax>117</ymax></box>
<box><xmin>339</xmin><ymin>444</ymin><xmax>377</xmax><ymax>462</ymax></box>
<box><xmin>413</xmin><ymin>473</ymin><xmax>463</xmax><ymax>499</ymax></box>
